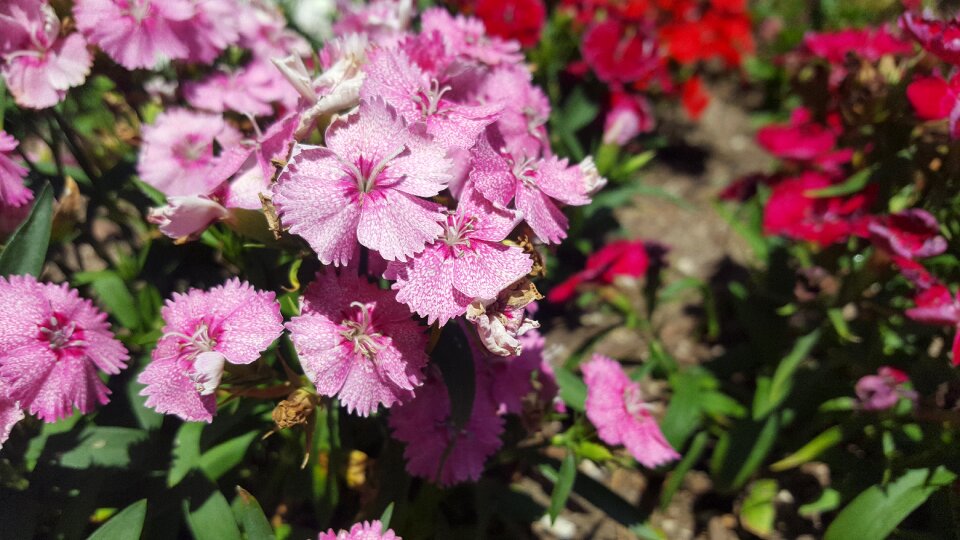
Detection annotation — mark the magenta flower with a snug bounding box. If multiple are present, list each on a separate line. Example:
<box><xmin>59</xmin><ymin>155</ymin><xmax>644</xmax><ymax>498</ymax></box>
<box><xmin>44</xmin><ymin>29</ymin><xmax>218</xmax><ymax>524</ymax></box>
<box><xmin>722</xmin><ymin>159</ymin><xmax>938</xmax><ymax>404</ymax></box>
<box><xmin>905</xmin><ymin>284</ymin><xmax>960</xmax><ymax>366</ymax></box>
<box><xmin>0</xmin><ymin>131</ymin><xmax>31</xmax><ymax>208</ymax></box>
<box><xmin>221</xmin><ymin>112</ymin><xmax>299</xmax><ymax>211</ymax></box>
<box><xmin>603</xmin><ymin>92</ymin><xmax>655</xmax><ymax>146</ymax></box>
<box><xmin>582</xmin><ymin>354</ymin><xmax>679</xmax><ymax>468</ymax></box>
<box><xmin>485</xmin><ymin>330</ymin><xmax>555</xmax><ymax>415</ymax></box>
<box><xmin>1</xmin><ymin>1</ymin><xmax>91</xmax><ymax>109</ymax></box>
<box><xmin>361</xmin><ymin>47</ymin><xmax>501</xmax><ymax>151</ymax></box>
<box><xmin>386</xmin><ymin>190</ymin><xmax>532</xmax><ymax>325</ymax></box>
<box><xmin>184</xmin><ymin>60</ymin><xmax>299</xmax><ymax>117</ymax></box>
<box><xmin>147</xmin><ymin>195</ymin><xmax>229</xmax><ymax>240</ymax></box>
<box><xmin>0</xmin><ymin>379</ymin><xmax>24</xmax><ymax>449</ymax></box>
<box><xmin>138</xmin><ymin>279</ymin><xmax>283</xmax><ymax>422</ymax></box>
<box><xmin>855</xmin><ymin>366</ymin><xmax>916</xmax><ymax>411</ymax></box>
<box><xmin>0</xmin><ymin>275</ymin><xmax>129</xmax><ymax>422</ymax></box>
<box><xmin>273</xmin><ymin>98</ymin><xmax>452</xmax><ymax>265</ymax></box>
<box><xmin>390</xmin><ymin>373</ymin><xmax>504</xmax><ymax>486</ymax></box>
<box><xmin>899</xmin><ymin>12</ymin><xmax>960</xmax><ymax>66</ymax></box>
<box><xmin>469</xmin><ymin>132</ymin><xmax>601</xmax><ymax>244</ymax></box>
<box><xmin>868</xmin><ymin>209</ymin><xmax>947</xmax><ymax>260</ymax></box>
<box><xmin>318</xmin><ymin>520</ymin><xmax>400</xmax><ymax>540</ymax></box>
<box><xmin>287</xmin><ymin>271</ymin><xmax>428</xmax><ymax>416</ymax></box>
<box><xmin>137</xmin><ymin>108</ymin><xmax>241</xmax><ymax>197</ymax></box>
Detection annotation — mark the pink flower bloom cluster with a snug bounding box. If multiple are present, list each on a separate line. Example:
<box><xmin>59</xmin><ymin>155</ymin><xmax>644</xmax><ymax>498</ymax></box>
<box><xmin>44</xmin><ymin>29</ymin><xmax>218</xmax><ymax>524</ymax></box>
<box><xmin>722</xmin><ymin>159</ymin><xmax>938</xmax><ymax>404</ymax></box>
<box><xmin>582</xmin><ymin>354</ymin><xmax>679</xmax><ymax>468</ymax></box>
<box><xmin>0</xmin><ymin>0</ymin><xmax>92</xmax><ymax>109</ymax></box>
<box><xmin>0</xmin><ymin>275</ymin><xmax>129</xmax><ymax>445</ymax></box>
<box><xmin>318</xmin><ymin>520</ymin><xmax>399</xmax><ymax>540</ymax></box>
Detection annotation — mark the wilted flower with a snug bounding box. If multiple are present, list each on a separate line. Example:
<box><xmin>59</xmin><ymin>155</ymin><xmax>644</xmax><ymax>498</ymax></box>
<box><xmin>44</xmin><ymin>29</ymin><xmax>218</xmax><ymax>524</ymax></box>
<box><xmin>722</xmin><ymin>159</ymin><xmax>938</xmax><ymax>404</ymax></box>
<box><xmin>286</xmin><ymin>271</ymin><xmax>429</xmax><ymax>416</ymax></box>
<box><xmin>0</xmin><ymin>275</ymin><xmax>129</xmax><ymax>422</ymax></box>
<box><xmin>582</xmin><ymin>354</ymin><xmax>679</xmax><ymax>468</ymax></box>
<box><xmin>139</xmin><ymin>279</ymin><xmax>283</xmax><ymax>422</ymax></box>
<box><xmin>466</xmin><ymin>278</ymin><xmax>542</xmax><ymax>357</ymax></box>
<box><xmin>318</xmin><ymin>520</ymin><xmax>400</xmax><ymax>540</ymax></box>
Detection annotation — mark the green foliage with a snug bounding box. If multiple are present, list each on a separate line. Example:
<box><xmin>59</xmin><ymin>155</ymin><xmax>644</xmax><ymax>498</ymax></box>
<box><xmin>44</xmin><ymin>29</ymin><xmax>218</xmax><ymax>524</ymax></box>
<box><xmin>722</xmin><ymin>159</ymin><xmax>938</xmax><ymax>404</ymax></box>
<box><xmin>0</xmin><ymin>183</ymin><xmax>53</xmax><ymax>277</ymax></box>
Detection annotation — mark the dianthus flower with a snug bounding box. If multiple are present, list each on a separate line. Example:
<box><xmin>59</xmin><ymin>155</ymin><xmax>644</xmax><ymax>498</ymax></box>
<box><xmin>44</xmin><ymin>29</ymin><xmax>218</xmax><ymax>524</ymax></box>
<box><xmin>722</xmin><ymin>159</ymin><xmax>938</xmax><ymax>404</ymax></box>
<box><xmin>1</xmin><ymin>1</ymin><xmax>91</xmax><ymax>109</ymax></box>
<box><xmin>236</xmin><ymin>1</ymin><xmax>311</xmax><ymax>60</ymax></box>
<box><xmin>582</xmin><ymin>354</ymin><xmax>679</xmax><ymax>468</ymax></box>
<box><xmin>680</xmin><ymin>76</ymin><xmax>709</xmax><ymax>120</ymax></box>
<box><xmin>906</xmin><ymin>72</ymin><xmax>960</xmax><ymax>136</ymax></box>
<box><xmin>318</xmin><ymin>520</ymin><xmax>400</xmax><ymax>540</ymax></box>
<box><xmin>0</xmin><ymin>275</ymin><xmax>129</xmax><ymax>422</ymax></box>
<box><xmin>0</xmin><ymin>379</ymin><xmax>23</xmax><ymax>449</ymax></box>
<box><xmin>659</xmin><ymin>10</ymin><xmax>754</xmax><ymax>68</ymax></box>
<box><xmin>762</xmin><ymin>171</ymin><xmax>875</xmax><ymax>246</ymax></box>
<box><xmin>868</xmin><ymin>209</ymin><xmax>947</xmax><ymax>260</ymax></box>
<box><xmin>476</xmin><ymin>66</ymin><xmax>551</xmax><ymax>159</ymax></box>
<box><xmin>386</xmin><ymin>190</ymin><xmax>532</xmax><ymax>325</ymax></box>
<box><xmin>287</xmin><ymin>271</ymin><xmax>428</xmax><ymax>416</ymax></box>
<box><xmin>474</xmin><ymin>0</ymin><xmax>546</xmax><ymax>48</ymax></box>
<box><xmin>855</xmin><ymin>366</ymin><xmax>916</xmax><ymax>411</ymax></box>
<box><xmin>582</xmin><ymin>19</ymin><xmax>661</xmax><ymax>85</ymax></box>
<box><xmin>138</xmin><ymin>279</ymin><xmax>282</xmax><ymax>422</ymax></box>
<box><xmin>0</xmin><ymin>131</ymin><xmax>31</xmax><ymax>208</ymax></box>
<box><xmin>273</xmin><ymin>98</ymin><xmax>452</xmax><ymax>265</ymax></box>
<box><xmin>361</xmin><ymin>47</ymin><xmax>502</xmax><ymax>151</ymax></box>
<box><xmin>899</xmin><ymin>12</ymin><xmax>960</xmax><ymax>65</ymax></box>
<box><xmin>803</xmin><ymin>27</ymin><xmax>912</xmax><ymax>65</ymax></box>
<box><xmin>756</xmin><ymin>108</ymin><xmax>853</xmax><ymax>171</ymax></box>
<box><xmin>184</xmin><ymin>60</ymin><xmax>299</xmax><ymax>117</ymax></box>
<box><xmin>466</xmin><ymin>278</ymin><xmax>542</xmax><ymax>357</ymax></box>
<box><xmin>484</xmin><ymin>329</ymin><xmax>556</xmax><ymax>414</ymax></box>
<box><xmin>420</xmin><ymin>7</ymin><xmax>523</xmax><ymax>66</ymax></box>
<box><xmin>137</xmin><ymin>109</ymin><xmax>242</xmax><ymax>197</ymax></box>
<box><xmin>470</xmin><ymin>132</ymin><xmax>603</xmax><ymax>244</ymax></box>
<box><xmin>390</xmin><ymin>372</ymin><xmax>504</xmax><ymax>486</ymax></box>
<box><xmin>905</xmin><ymin>284</ymin><xmax>960</xmax><ymax>366</ymax></box>
<box><xmin>603</xmin><ymin>92</ymin><xmax>655</xmax><ymax>146</ymax></box>
<box><xmin>333</xmin><ymin>0</ymin><xmax>413</xmax><ymax>47</ymax></box>
<box><xmin>548</xmin><ymin>239</ymin><xmax>651</xmax><ymax>303</ymax></box>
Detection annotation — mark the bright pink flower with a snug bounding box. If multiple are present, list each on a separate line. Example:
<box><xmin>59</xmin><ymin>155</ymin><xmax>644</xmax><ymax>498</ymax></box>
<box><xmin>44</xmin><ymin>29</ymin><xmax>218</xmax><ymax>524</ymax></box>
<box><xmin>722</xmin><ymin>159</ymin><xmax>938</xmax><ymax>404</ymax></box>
<box><xmin>361</xmin><ymin>47</ymin><xmax>502</xmax><ymax>151</ymax></box>
<box><xmin>139</xmin><ymin>279</ymin><xmax>282</xmax><ymax>422</ymax></box>
<box><xmin>287</xmin><ymin>271</ymin><xmax>428</xmax><ymax>416</ymax></box>
<box><xmin>0</xmin><ymin>379</ymin><xmax>24</xmax><ymax>449</ymax></box>
<box><xmin>905</xmin><ymin>284</ymin><xmax>960</xmax><ymax>365</ymax></box>
<box><xmin>548</xmin><ymin>239</ymin><xmax>650</xmax><ymax>303</ymax></box>
<box><xmin>582</xmin><ymin>20</ymin><xmax>660</xmax><ymax>85</ymax></box>
<box><xmin>474</xmin><ymin>0</ymin><xmax>546</xmax><ymax>48</ymax></box>
<box><xmin>803</xmin><ymin>27</ymin><xmax>912</xmax><ymax>65</ymax></box>
<box><xmin>0</xmin><ymin>275</ymin><xmax>129</xmax><ymax>422</ymax></box>
<box><xmin>386</xmin><ymin>191</ymin><xmax>532</xmax><ymax>326</ymax></box>
<box><xmin>900</xmin><ymin>12</ymin><xmax>960</xmax><ymax>65</ymax></box>
<box><xmin>762</xmin><ymin>172</ymin><xmax>875</xmax><ymax>246</ymax></box>
<box><xmin>868</xmin><ymin>209</ymin><xmax>947</xmax><ymax>260</ymax></box>
<box><xmin>273</xmin><ymin>98</ymin><xmax>452</xmax><ymax>265</ymax></box>
<box><xmin>1</xmin><ymin>2</ymin><xmax>91</xmax><ymax>109</ymax></box>
<box><xmin>184</xmin><ymin>60</ymin><xmax>299</xmax><ymax>117</ymax></box>
<box><xmin>389</xmin><ymin>372</ymin><xmax>504</xmax><ymax>486</ymax></box>
<box><xmin>469</xmin><ymin>132</ymin><xmax>599</xmax><ymax>244</ymax></box>
<box><xmin>221</xmin><ymin>112</ymin><xmax>299</xmax><ymax>211</ymax></box>
<box><xmin>582</xmin><ymin>355</ymin><xmax>678</xmax><ymax>468</ymax></box>
<box><xmin>855</xmin><ymin>366</ymin><xmax>915</xmax><ymax>411</ymax></box>
<box><xmin>420</xmin><ymin>7</ymin><xmax>523</xmax><ymax>66</ymax></box>
<box><xmin>603</xmin><ymin>92</ymin><xmax>655</xmax><ymax>145</ymax></box>
<box><xmin>147</xmin><ymin>195</ymin><xmax>229</xmax><ymax>239</ymax></box>
<box><xmin>138</xmin><ymin>109</ymin><xmax>242</xmax><ymax>197</ymax></box>
<box><xmin>892</xmin><ymin>256</ymin><xmax>937</xmax><ymax>290</ymax></box>
<box><xmin>318</xmin><ymin>520</ymin><xmax>400</xmax><ymax>540</ymax></box>
<box><xmin>906</xmin><ymin>73</ymin><xmax>960</xmax><ymax>137</ymax></box>
<box><xmin>756</xmin><ymin>107</ymin><xmax>853</xmax><ymax>171</ymax></box>
<box><xmin>476</xmin><ymin>66</ymin><xmax>551</xmax><ymax>159</ymax></box>
<box><xmin>0</xmin><ymin>131</ymin><xmax>31</xmax><ymax>208</ymax></box>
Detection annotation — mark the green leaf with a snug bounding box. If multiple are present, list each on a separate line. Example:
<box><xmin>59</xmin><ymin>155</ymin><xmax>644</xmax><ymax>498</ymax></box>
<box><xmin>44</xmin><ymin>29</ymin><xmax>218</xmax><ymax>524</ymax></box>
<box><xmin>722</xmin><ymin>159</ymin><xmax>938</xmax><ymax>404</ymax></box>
<box><xmin>0</xmin><ymin>183</ymin><xmax>53</xmax><ymax>277</ymax></box>
<box><xmin>660</xmin><ymin>370</ymin><xmax>706</xmax><ymax>448</ymax></box>
<box><xmin>799</xmin><ymin>488</ymin><xmax>841</xmax><ymax>518</ymax></box>
<box><xmin>379</xmin><ymin>502</ymin><xmax>395</xmax><ymax>530</ymax></box>
<box><xmin>87</xmin><ymin>499</ymin><xmax>147</xmax><ymax>540</ymax></box>
<box><xmin>169</xmin><ymin>423</ymin><xmax>204</xmax><ymax>487</ymax></box>
<box><xmin>805</xmin><ymin>167</ymin><xmax>874</xmax><ymax>198</ymax></box>
<box><xmin>770</xmin><ymin>425</ymin><xmax>843</xmax><ymax>472</ymax></box>
<box><xmin>184</xmin><ymin>486</ymin><xmax>243</xmax><ymax>540</ymax></box>
<box><xmin>740</xmin><ymin>479</ymin><xmax>778</xmax><ymax>538</ymax></box>
<box><xmin>661</xmin><ymin>431</ymin><xmax>709</xmax><ymax>509</ymax></box>
<box><xmin>89</xmin><ymin>271</ymin><xmax>141</xmax><ymax>329</ymax></box>
<box><xmin>432</xmin><ymin>324</ymin><xmax>475</xmax><ymax>429</ymax></box>
<box><xmin>712</xmin><ymin>413</ymin><xmax>781</xmax><ymax>491</ymax></box>
<box><xmin>700</xmin><ymin>392</ymin><xmax>747</xmax><ymax>419</ymax></box>
<box><xmin>576</xmin><ymin>441</ymin><xmax>613</xmax><ymax>463</ymax></box>
<box><xmin>754</xmin><ymin>330</ymin><xmax>821</xmax><ymax>419</ymax></box>
<box><xmin>545</xmin><ymin>452</ymin><xmax>577</xmax><ymax>523</ymax></box>
<box><xmin>59</xmin><ymin>427</ymin><xmax>148</xmax><ymax>469</ymax></box>
<box><xmin>554</xmin><ymin>366</ymin><xmax>586</xmax><ymax>411</ymax></box>
<box><xmin>200</xmin><ymin>432</ymin><xmax>258</xmax><ymax>481</ymax></box>
<box><xmin>233</xmin><ymin>487</ymin><xmax>274</xmax><ymax>540</ymax></box>
<box><xmin>824</xmin><ymin>467</ymin><xmax>956</xmax><ymax>540</ymax></box>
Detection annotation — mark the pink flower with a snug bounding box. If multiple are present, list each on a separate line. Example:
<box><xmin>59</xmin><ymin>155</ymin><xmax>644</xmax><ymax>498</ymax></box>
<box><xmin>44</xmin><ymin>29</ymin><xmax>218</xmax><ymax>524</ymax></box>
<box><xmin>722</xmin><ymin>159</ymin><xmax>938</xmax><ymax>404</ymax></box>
<box><xmin>900</xmin><ymin>12</ymin><xmax>960</xmax><ymax>65</ymax></box>
<box><xmin>138</xmin><ymin>109</ymin><xmax>242</xmax><ymax>197</ymax></box>
<box><xmin>762</xmin><ymin>171</ymin><xmax>875</xmax><ymax>246</ymax></box>
<box><xmin>803</xmin><ymin>27</ymin><xmax>912</xmax><ymax>65</ymax></box>
<box><xmin>469</xmin><ymin>131</ymin><xmax>599</xmax><ymax>244</ymax></box>
<box><xmin>287</xmin><ymin>271</ymin><xmax>428</xmax><ymax>416</ymax></box>
<box><xmin>138</xmin><ymin>279</ymin><xmax>282</xmax><ymax>422</ymax></box>
<box><xmin>476</xmin><ymin>66</ymin><xmax>551</xmax><ymax>159</ymax></box>
<box><xmin>0</xmin><ymin>379</ymin><xmax>25</xmax><ymax>449</ymax></box>
<box><xmin>361</xmin><ymin>47</ymin><xmax>502</xmax><ymax>151</ymax></box>
<box><xmin>0</xmin><ymin>131</ymin><xmax>31</xmax><ymax>208</ymax></box>
<box><xmin>147</xmin><ymin>195</ymin><xmax>230</xmax><ymax>240</ymax></box>
<box><xmin>756</xmin><ymin>107</ymin><xmax>853</xmax><ymax>171</ymax></box>
<box><xmin>548</xmin><ymin>239</ymin><xmax>651</xmax><ymax>303</ymax></box>
<box><xmin>582</xmin><ymin>20</ymin><xmax>661</xmax><ymax>85</ymax></box>
<box><xmin>273</xmin><ymin>98</ymin><xmax>452</xmax><ymax>265</ymax></box>
<box><xmin>333</xmin><ymin>0</ymin><xmax>413</xmax><ymax>46</ymax></box>
<box><xmin>868</xmin><ymin>209</ymin><xmax>947</xmax><ymax>260</ymax></box>
<box><xmin>855</xmin><ymin>366</ymin><xmax>915</xmax><ymax>411</ymax></box>
<box><xmin>386</xmin><ymin>191</ymin><xmax>532</xmax><ymax>325</ymax></box>
<box><xmin>184</xmin><ymin>60</ymin><xmax>299</xmax><ymax>117</ymax></box>
<box><xmin>485</xmin><ymin>329</ymin><xmax>555</xmax><ymax>414</ymax></box>
<box><xmin>389</xmin><ymin>372</ymin><xmax>504</xmax><ymax>486</ymax></box>
<box><xmin>1</xmin><ymin>2</ymin><xmax>91</xmax><ymax>109</ymax></box>
<box><xmin>906</xmin><ymin>72</ymin><xmax>960</xmax><ymax>136</ymax></box>
<box><xmin>905</xmin><ymin>284</ymin><xmax>960</xmax><ymax>366</ymax></box>
<box><xmin>236</xmin><ymin>1</ymin><xmax>311</xmax><ymax>60</ymax></box>
<box><xmin>582</xmin><ymin>354</ymin><xmax>679</xmax><ymax>468</ymax></box>
<box><xmin>221</xmin><ymin>112</ymin><xmax>299</xmax><ymax>211</ymax></box>
<box><xmin>318</xmin><ymin>520</ymin><xmax>400</xmax><ymax>540</ymax></box>
<box><xmin>420</xmin><ymin>7</ymin><xmax>523</xmax><ymax>66</ymax></box>
<box><xmin>603</xmin><ymin>92</ymin><xmax>655</xmax><ymax>146</ymax></box>
<box><xmin>0</xmin><ymin>275</ymin><xmax>129</xmax><ymax>422</ymax></box>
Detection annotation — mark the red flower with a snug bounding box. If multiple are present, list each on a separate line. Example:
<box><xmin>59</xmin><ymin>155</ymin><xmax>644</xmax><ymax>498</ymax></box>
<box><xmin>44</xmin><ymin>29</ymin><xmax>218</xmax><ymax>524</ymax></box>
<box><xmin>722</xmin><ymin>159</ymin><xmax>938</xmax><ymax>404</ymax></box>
<box><xmin>756</xmin><ymin>107</ymin><xmax>853</xmax><ymax>172</ymax></box>
<box><xmin>803</xmin><ymin>27</ymin><xmax>913</xmax><ymax>65</ymax></box>
<box><xmin>900</xmin><ymin>12</ymin><xmax>960</xmax><ymax>65</ymax></box>
<box><xmin>660</xmin><ymin>11</ymin><xmax>754</xmax><ymax>67</ymax></box>
<box><xmin>906</xmin><ymin>73</ymin><xmax>960</xmax><ymax>136</ymax></box>
<box><xmin>603</xmin><ymin>91</ymin><xmax>655</xmax><ymax>145</ymax></box>
<box><xmin>475</xmin><ymin>0</ymin><xmax>546</xmax><ymax>47</ymax></box>
<box><xmin>905</xmin><ymin>284</ymin><xmax>960</xmax><ymax>365</ymax></box>
<box><xmin>680</xmin><ymin>76</ymin><xmax>709</xmax><ymax>119</ymax></box>
<box><xmin>868</xmin><ymin>209</ymin><xmax>947</xmax><ymax>260</ymax></box>
<box><xmin>548</xmin><ymin>240</ymin><xmax>651</xmax><ymax>303</ymax></box>
<box><xmin>582</xmin><ymin>19</ymin><xmax>661</xmax><ymax>85</ymax></box>
<box><xmin>762</xmin><ymin>171</ymin><xmax>875</xmax><ymax>246</ymax></box>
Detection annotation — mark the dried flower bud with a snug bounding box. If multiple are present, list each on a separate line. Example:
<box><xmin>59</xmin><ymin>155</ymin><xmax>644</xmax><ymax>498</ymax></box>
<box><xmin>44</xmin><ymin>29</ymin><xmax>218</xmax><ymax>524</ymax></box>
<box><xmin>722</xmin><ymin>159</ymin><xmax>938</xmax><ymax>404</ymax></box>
<box><xmin>272</xmin><ymin>388</ymin><xmax>318</xmax><ymax>429</ymax></box>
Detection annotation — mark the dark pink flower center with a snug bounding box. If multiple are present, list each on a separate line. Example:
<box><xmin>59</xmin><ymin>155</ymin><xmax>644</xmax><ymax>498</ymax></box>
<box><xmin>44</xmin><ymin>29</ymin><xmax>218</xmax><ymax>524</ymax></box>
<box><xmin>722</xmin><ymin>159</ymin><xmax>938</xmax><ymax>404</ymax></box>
<box><xmin>413</xmin><ymin>79</ymin><xmax>452</xmax><ymax>118</ymax></box>
<box><xmin>172</xmin><ymin>135</ymin><xmax>212</xmax><ymax>168</ymax></box>
<box><xmin>165</xmin><ymin>320</ymin><xmax>219</xmax><ymax>360</ymax></box>
<box><xmin>340</xmin><ymin>301</ymin><xmax>384</xmax><ymax>358</ymax></box>
<box><xmin>37</xmin><ymin>312</ymin><xmax>85</xmax><ymax>353</ymax></box>
<box><xmin>341</xmin><ymin>146</ymin><xmax>404</xmax><ymax>195</ymax></box>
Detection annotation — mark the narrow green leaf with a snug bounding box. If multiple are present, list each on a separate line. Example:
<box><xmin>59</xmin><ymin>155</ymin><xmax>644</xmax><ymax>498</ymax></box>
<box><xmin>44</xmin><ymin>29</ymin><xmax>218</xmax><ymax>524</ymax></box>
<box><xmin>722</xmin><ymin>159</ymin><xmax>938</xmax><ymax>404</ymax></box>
<box><xmin>554</xmin><ymin>366</ymin><xmax>586</xmax><ymax>411</ymax></box>
<box><xmin>754</xmin><ymin>330</ymin><xmax>821</xmax><ymax>419</ymax></box>
<box><xmin>770</xmin><ymin>425</ymin><xmax>843</xmax><ymax>472</ymax></box>
<box><xmin>431</xmin><ymin>324</ymin><xmax>475</xmax><ymax>429</ymax></box>
<box><xmin>713</xmin><ymin>413</ymin><xmax>781</xmax><ymax>491</ymax></box>
<box><xmin>90</xmin><ymin>271</ymin><xmax>141</xmax><ymax>329</ymax></box>
<box><xmin>169</xmin><ymin>423</ymin><xmax>204</xmax><ymax>487</ymax></box>
<box><xmin>740</xmin><ymin>479</ymin><xmax>778</xmax><ymax>538</ymax></box>
<box><xmin>825</xmin><ymin>467</ymin><xmax>956</xmax><ymax>540</ymax></box>
<box><xmin>379</xmin><ymin>502</ymin><xmax>395</xmax><ymax>529</ymax></box>
<box><xmin>799</xmin><ymin>488</ymin><xmax>841</xmax><ymax>517</ymax></box>
<box><xmin>547</xmin><ymin>452</ymin><xmax>577</xmax><ymax>523</ymax></box>
<box><xmin>0</xmin><ymin>183</ymin><xmax>53</xmax><ymax>277</ymax></box>
<box><xmin>200</xmin><ymin>432</ymin><xmax>258</xmax><ymax>481</ymax></box>
<box><xmin>660</xmin><ymin>370</ymin><xmax>705</xmax><ymax>448</ymax></box>
<box><xmin>233</xmin><ymin>487</ymin><xmax>274</xmax><ymax>540</ymax></box>
<box><xmin>805</xmin><ymin>167</ymin><xmax>873</xmax><ymax>198</ymax></box>
<box><xmin>87</xmin><ymin>499</ymin><xmax>147</xmax><ymax>540</ymax></box>
<box><xmin>184</xmin><ymin>488</ymin><xmax>243</xmax><ymax>540</ymax></box>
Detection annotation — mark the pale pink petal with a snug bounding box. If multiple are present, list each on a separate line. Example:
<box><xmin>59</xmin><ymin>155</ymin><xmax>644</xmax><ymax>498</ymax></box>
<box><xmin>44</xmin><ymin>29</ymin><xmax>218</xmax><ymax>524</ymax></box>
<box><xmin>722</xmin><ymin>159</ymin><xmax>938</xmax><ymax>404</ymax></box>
<box><xmin>516</xmin><ymin>184</ymin><xmax>568</xmax><ymax>244</ymax></box>
<box><xmin>356</xmin><ymin>190</ymin><xmax>444</xmax><ymax>261</ymax></box>
<box><xmin>138</xmin><ymin>355</ymin><xmax>217</xmax><ymax>423</ymax></box>
<box><xmin>0</xmin><ymin>380</ymin><xmax>23</xmax><ymax>449</ymax></box>
<box><xmin>148</xmin><ymin>195</ymin><xmax>228</xmax><ymax>239</ymax></box>
<box><xmin>452</xmin><ymin>242</ymin><xmax>531</xmax><ymax>300</ymax></box>
<box><xmin>387</xmin><ymin>245</ymin><xmax>472</xmax><ymax>325</ymax></box>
